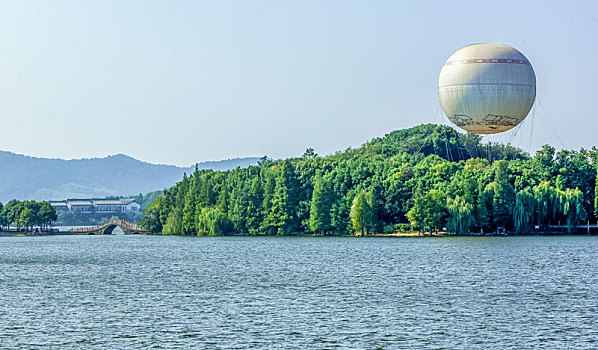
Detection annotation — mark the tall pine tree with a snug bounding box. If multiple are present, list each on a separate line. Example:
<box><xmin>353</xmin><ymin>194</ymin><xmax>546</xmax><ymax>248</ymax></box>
<box><xmin>247</xmin><ymin>177</ymin><xmax>264</xmax><ymax>234</ymax></box>
<box><xmin>263</xmin><ymin>160</ymin><xmax>300</xmax><ymax>235</ymax></box>
<box><xmin>309</xmin><ymin>173</ymin><xmax>333</xmax><ymax>234</ymax></box>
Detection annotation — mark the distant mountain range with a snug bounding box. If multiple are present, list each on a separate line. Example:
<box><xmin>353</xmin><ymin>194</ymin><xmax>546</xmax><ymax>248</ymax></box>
<box><xmin>0</xmin><ymin>151</ymin><xmax>260</xmax><ymax>203</ymax></box>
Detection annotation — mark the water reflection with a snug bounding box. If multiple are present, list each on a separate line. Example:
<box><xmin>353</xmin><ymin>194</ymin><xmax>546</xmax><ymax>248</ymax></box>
<box><xmin>110</xmin><ymin>226</ymin><xmax>124</xmax><ymax>235</ymax></box>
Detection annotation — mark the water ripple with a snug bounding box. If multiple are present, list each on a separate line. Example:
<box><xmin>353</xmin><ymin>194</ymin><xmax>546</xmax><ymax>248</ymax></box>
<box><xmin>0</xmin><ymin>235</ymin><xmax>596</xmax><ymax>349</ymax></box>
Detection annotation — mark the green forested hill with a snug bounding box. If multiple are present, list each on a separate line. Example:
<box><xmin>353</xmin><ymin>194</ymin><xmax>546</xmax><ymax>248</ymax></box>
<box><xmin>139</xmin><ymin>124</ymin><xmax>598</xmax><ymax>235</ymax></box>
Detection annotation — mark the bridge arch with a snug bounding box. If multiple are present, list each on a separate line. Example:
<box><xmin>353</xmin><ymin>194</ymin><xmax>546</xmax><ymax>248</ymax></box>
<box><xmin>70</xmin><ymin>220</ymin><xmax>147</xmax><ymax>235</ymax></box>
<box><xmin>103</xmin><ymin>225</ymin><xmax>125</xmax><ymax>235</ymax></box>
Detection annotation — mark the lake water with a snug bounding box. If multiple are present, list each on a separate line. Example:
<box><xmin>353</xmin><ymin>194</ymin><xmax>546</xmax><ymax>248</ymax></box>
<box><xmin>0</xmin><ymin>235</ymin><xmax>596</xmax><ymax>349</ymax></box>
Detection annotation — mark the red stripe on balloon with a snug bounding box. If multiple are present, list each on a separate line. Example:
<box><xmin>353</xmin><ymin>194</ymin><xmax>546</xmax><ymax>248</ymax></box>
<box><xmin>445</xmin><ymin>59</ymin><xmax>530</xmax><ymax>66</ymax></box>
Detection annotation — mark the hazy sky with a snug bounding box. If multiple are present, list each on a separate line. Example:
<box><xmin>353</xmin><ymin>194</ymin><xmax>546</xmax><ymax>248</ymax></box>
<box><xmin>0</xmin><ymin>1</ymin><xmax>596</xmax><ymax>166</ymax></box>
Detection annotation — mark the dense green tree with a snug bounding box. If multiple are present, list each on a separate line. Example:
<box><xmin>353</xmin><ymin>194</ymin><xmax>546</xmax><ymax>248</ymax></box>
<box><xmin>138</xmin><ymin>124</ymin><xmax>596</xmax><ymax>236</ymax></box>
<box><xmin>10</xmin><ymin>201</ymin><xmax>25</xmax><ymax>229</ymax></box>
<box><xmin>182</xmin><ymin>190</ymin><xmax>197</xmax><ymax>234</ymax></box>
<box><xmin>302</xmin><ymin>147</ymin><xmax>317</xmax><ymax>159</ymax></box>
<box><xmin>263</xmin><ymin>160</ymin><xmax>300</xmax><ymax>235</ymax></box>
<box><xmin>228</xmin><ymin>181</ymin><xmax>250</xmax><ymax>233</ymax></box>
<box><xmin>260</xmin><ymin>169</ymin><xmax>276</xmax><ymax>232</ymax></box>
<box><xmin>138</xmin><ymin>195</ymin><xmax>166</xmax><ymax>233</ymax></box>
<box><xmin>0</xmin><ymin>202</ymin><xmax>4</xmax><ymax>230</ymax></box>
<box><xmin>476</xmin><ymin>183</ymin><xmax>494</xmax><ymax>233</ymax></box>
<box><xmin>532</xmin><ymin>145</ymin><xmax>557</xmax><ymax>180</ymax></box>
<box><xmin>246</xmin><ymin>177</ymin><xmax>264</xmax><ymax>234</ymax></box>
<box><xmin>554</xmin><ymin>150</ymin><xmax>596</xmax><ymax>218</ymax></box>
<box><xmin>309</xmin><ymin>173</ymin><xmax>333</xmax><ymax>234</ymax></box>
<box><xmin>407</xmin><ymin>189</ymin><xmax>447</xmax><ymax>234</ymax></box>
<box><xmin>216</xmin><ymin>185</ymin><xmax>229</xmax><ymax>213</ymax></box>
<box><xmin>381</xmin><ymin>165</ymin><xmax>411</xmax><ymax>224</ymax></box>
<box><xmin>2</xmin><ymin>200</ymin><xmax>20</xmax><ymax>228</ymax></box>
<box><xmin>369</xmin><ymin>178</ymin><xmax>385</xmax><ymax>233</ymax></box>
<box><xmin>0</xmin><ymin>200</ymin><xmax>56</xmax><ymax>231</ymax></box>
<box><xmin>38</xmin><ymin>202</ymin><xmax>57</xmax><ymax>229</ymax></box>
<box><xmin>330</xmin><ymin>195</ymin><xmax>351</xmax><ymax>235</ymax></box>
<box><xmin>19</xmin><ymin>201</ymin><xmax>39</xmax><ymax>230</ymax></box>
<box><xmin>491</xmin><ymin>160</ymin><xmax>516</xmax><ymax>232</ymax></box>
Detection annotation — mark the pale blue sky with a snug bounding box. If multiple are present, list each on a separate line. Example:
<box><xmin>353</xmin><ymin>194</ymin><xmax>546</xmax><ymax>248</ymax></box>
<box><xmin>0</xmin><ymin>0</ymin><xmax>596</xmax><ymax>166</ymax></box>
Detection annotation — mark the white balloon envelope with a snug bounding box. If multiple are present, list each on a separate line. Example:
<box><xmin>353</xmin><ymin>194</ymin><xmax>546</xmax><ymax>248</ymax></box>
<box><xmin>438</xmin><ymin>43</ymin><xmax>536</xmax><ymax>134</ymax></box>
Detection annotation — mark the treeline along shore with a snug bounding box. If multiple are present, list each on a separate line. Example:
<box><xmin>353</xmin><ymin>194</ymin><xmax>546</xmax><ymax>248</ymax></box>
<box><xmin>0</xmin><ymin>200</ymin><xmax>57</xmax><ymax>232</ymax></box>
<box><xmin>138</xmin><ymin>124</ymin><xmax>598</xmax><ymax>236</ymax></box>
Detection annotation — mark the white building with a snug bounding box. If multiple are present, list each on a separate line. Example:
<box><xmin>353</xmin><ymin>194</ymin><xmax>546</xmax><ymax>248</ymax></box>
<box><xmin>50</xmin><ymin>198</ymin><xmax>141</xmax><ymax>213</ymax></box>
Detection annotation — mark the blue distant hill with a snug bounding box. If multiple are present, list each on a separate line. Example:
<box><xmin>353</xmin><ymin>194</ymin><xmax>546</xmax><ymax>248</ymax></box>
<box><xmin>0</xmin><ymin>151</ymin><xmax>260</xmax><ymax>202</ymax></box>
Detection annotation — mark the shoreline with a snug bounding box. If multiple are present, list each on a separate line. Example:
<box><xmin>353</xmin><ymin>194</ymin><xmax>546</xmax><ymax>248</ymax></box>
<box><xmin>2</xmin><ymin>231</ymin><xmax>597</xmax><ymax>238</ymax></box>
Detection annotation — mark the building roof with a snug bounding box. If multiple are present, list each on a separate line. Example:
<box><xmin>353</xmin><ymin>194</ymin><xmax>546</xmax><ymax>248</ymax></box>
<box><xmin>52</xmin><ymin>198</ymin><xmax>138</xmax><ymax>206</ymax></box>
<box><xmin>70</xmin><ymin>201</ymin><xmax>93</xmax><ymax>206</ymax></box>
<box><xmin>94</xmin><ymin>200</ymin><xmax>129</xmax><ymax>205</ymax></box>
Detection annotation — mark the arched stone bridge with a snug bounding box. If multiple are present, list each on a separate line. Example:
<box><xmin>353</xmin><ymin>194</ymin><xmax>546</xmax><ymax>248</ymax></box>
<box><xmin>69</xmin><ymin>220</ymin><xmax>148</xmax><ymax>235</ymax></box>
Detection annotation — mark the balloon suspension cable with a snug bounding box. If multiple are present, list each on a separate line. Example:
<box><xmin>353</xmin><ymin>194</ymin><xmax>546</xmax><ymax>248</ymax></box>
<box><xmin>437</xmin><ymin>105</ymin><xmax>455</xmax><ymax>161</ymax></box>
<box><xmin>444</xmin><ymin>128</ymin><xmax>453</xmax><ymax>162</ymax></box>
<box><xmin>505</xmin><ymin>118</ymin><xmax>527</xmax><ymax>160</ymax></box>
<box><xmin>458</xmin><ymin>132</ymin><xmax>476</xmax><ymax>160</ymax></box>
<box><xmin>508</xmin><ymin>119</ymin><xmax>525</xmax><ymax>144</ymax></box>
<box><xmin>536</xmin><ymin>97</ymin><xmax>566</xmax><ymax>148</ymax></box>
<box><xmin>456</xmin><ymin>131</ymin><xmax>476</xmax><ymax>159</ymax></box>
<box><xmin>527</xmin><ymin>104</ymin><xmax>537</xmax><ymax>154</ymax></box>
<box><xmin>415</xmin><ymin>103</ymin><xmax>442</xmax><ymax>155</ymax></box>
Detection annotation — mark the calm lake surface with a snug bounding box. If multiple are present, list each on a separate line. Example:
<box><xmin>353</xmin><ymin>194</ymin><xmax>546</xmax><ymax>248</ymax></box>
<box><xmin>0</xmin><ymin>235</ymin><xmax>596</xmax><ymax>349</ymax></box>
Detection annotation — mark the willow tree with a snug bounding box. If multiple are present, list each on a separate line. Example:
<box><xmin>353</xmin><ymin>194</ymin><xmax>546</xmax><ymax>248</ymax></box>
<box><xmin>533</xmin><ymin>181</ymin><xmax>557</xmax><ymax>230</ymax></box>
<box><xmin>559</xmin><ymin>188</ymin><xmax>587</xmax><ymax>233</ymax></box>
<box><xmin>350</xmin><ymin>189</ymin><xmax>373</xmax><ymax>236</ymax></box>
<box><xmin>446</xmin><ymin>196</ymin><xmax>473</xmax><ymax>235</ymax></box>
<box><xmin>196</xmin><ymin>207</ymin><xmax>233</xmax><ymax>236</ymax></box>
<box><xmin>513</xmin><ymin>188</ymin><xmax>535</xmax><ymax>233</ymax></box>
<box><xmin>162</xmin><ymin>207</ymin><xmax>184</xmax><ymax>235</ymax></box>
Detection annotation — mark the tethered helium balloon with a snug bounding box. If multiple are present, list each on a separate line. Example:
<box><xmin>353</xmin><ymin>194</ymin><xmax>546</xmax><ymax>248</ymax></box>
<box><xmin>438</xmin><ymin>43</ymin><xmax>536</xmax><ymax>134</ymax></box>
